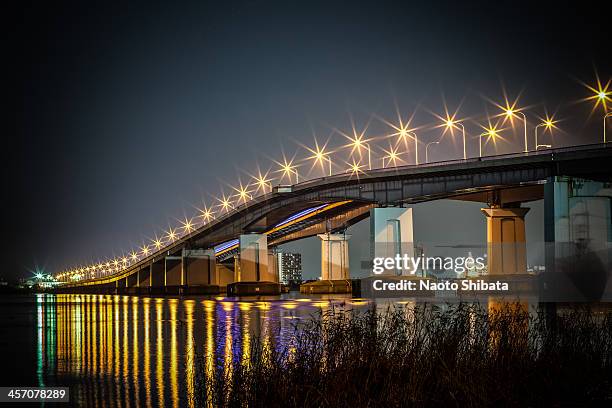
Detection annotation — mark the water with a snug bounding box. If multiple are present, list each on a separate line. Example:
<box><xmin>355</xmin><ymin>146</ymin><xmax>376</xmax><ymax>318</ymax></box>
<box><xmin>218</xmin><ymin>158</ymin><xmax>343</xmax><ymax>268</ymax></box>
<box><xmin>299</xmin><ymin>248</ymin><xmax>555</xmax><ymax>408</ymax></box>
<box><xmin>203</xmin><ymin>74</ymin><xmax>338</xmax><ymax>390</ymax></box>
<box><xmin>0</xmin><ymin>293</ymin><xmax>373</xmax><ymax>407</ymax></box>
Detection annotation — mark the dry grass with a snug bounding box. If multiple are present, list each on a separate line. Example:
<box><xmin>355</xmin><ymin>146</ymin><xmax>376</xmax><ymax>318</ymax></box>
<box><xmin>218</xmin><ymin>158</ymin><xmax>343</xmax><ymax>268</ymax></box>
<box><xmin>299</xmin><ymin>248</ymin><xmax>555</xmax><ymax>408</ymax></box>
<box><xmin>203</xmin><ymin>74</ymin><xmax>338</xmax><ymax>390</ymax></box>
<box><xmin>194</xmin><ymin>303</ymin><xmax>612</xmax><ymax>407</ymax></box>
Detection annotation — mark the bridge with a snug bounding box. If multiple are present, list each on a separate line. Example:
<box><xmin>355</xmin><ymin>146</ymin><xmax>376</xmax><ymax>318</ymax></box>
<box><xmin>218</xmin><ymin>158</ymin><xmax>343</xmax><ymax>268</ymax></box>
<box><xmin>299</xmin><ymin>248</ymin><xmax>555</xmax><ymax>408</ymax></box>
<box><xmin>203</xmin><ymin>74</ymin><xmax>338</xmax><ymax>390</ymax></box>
<box><xmin>55</xmin><ymin>143</ymin><xmax>612</xmax><ymax>296</ymax></box>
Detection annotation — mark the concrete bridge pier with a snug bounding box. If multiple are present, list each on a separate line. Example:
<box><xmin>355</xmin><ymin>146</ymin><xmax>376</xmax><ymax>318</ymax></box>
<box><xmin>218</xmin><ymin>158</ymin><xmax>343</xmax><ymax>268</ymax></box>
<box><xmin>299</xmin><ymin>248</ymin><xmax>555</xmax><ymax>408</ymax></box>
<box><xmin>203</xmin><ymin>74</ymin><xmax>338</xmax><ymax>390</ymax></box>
<box><xmin>481</xmin><ymin>205</ymin><xmax>530</xmax><ymax>276</ymax></box>
<box><xmin>183</xmin><ymin>249</ymin><xmax>219</xmax><ymax>294</ymax></box>
<box><xmin>542</xmin><ymin>176</ymin><xmax>612</xmax><ymax>301</ymax></box>
<box><xmin>164</xmin><ymin>256</ymin><xmax>183</xmax><ymax>294</ymax></box>
<box><xmin>369</xmin><ymin>207</ymin><xmax>416</xmax><ymax>275</ymax></box>
<box><xmin>301</xmin><ymin>232</ymin><xmax>352</xmax><ymax>294</ymax></box>
<box><xmin>227</xmin><ymin>234</ymin><xmax>280</xmax><ymax>295</ymax></box>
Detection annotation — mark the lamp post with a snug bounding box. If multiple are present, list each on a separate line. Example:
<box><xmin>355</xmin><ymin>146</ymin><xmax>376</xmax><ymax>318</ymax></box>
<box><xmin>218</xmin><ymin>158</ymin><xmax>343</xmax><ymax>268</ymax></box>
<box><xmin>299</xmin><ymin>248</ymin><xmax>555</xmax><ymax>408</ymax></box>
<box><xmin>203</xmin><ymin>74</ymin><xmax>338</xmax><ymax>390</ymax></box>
<box><xmin>534</xmin><ymin>119</ymin><xmax>554</xmax><ymax>150</ymax></box>
<box><xmin>310</xmin><ymin>149</ymin><xmax>333</xmax><ymax>176</ymax></box>
<box><xmin>504</xmin><ymin>109</ymin><xmax>528</xmax><ymax>153</ymax></box>
<box><xmin>444</xmin><ymin>120</ymin><xmax>466</xmax><ymax>159</ymax></box>
<box><xmin>605</xmin><ymin>112</ymin><xmax>612</xmax><ymax>144</ymax></box>
<box><xmin>425</xmin><ymin>141</ymin><xmax>439</xmax><ymax>163</ymax></box>
<box><xmin>398</xmin><ymin>129</ymin><xmax>419</xmax><ymax>165</ymax></box>
<box><xmin>479</xmin><ymin>128</ymin><xmax>499</xmax><ymax>157</ymax></box>
<box><xmin>348</xmin><ymin>137</ymin><xmax>372</xmax><ymax>170</ymax></box>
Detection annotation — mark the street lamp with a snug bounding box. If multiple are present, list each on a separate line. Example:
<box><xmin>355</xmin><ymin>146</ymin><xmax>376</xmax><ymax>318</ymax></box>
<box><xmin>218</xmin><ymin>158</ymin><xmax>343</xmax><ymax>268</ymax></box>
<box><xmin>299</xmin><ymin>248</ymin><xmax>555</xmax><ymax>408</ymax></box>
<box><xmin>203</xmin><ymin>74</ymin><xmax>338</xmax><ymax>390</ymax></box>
<box><xmin>534</xmin><ymin>118</ymin><xmax>555</xmax><ymax>150</ymax></box>
<box><xmin>425</xmin><ymin>141</ymin><xmax>440</xmax><ymax>163</ymax></box>
<box><xmin>479</xmin><ymin>127</ymin><xmax>500</xmax><ymax>157</ymax></box>
<box><xmin>503</xmin><ymin>108</ymin><xmax>528</xmax><ymax>153</ymax></box>
<box><xmin>397</xmin><ymin>128</ymin><xmax>419</xmax><ymax>165</ymax></box>
<box><xmin>381</xmin><ymin>145</ymin><xmax>401</xmax><ymax>168</ymax></box>
<box><xmin>307</xmin><ymin>143</ymin><xmax>333</xmax><ymax>176</ymax></box>
<box><xmin>444</xmin><ymin>119</ymin><xmax>466</xmax><ymax>159</ymax></box>
<box><xmin>347</xmin><ymin>136</ymin><xmax>372</xmax><ymax>170</ymax></box>
<box><xmin>605</xmin><ymin>112</ymin><xmax>612</xmax><ymax>143</ymax></box>
<box><xmin>277</xmin><ymin>158</ymin><xmax>300</xmax><ymax>183</ymax></box>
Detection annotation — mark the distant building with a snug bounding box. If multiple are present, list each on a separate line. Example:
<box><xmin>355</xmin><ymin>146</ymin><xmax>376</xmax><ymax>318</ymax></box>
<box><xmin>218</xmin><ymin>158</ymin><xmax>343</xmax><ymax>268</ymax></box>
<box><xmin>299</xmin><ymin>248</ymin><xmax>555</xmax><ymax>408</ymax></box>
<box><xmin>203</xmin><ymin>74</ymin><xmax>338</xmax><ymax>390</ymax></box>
<box><xmin>278</xmin><ymin>252</ymin><xmax>302</xmax><ymax>285</ymax></box>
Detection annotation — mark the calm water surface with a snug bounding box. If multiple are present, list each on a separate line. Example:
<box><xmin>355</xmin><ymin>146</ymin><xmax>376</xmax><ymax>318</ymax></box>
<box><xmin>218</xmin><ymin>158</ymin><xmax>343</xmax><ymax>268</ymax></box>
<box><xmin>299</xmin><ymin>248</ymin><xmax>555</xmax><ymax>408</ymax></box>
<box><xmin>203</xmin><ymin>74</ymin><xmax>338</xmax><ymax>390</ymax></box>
<box><xmin>0</xmin><ymin>293</ymin><xmax>377</xmax><ymax>407</ymax></box>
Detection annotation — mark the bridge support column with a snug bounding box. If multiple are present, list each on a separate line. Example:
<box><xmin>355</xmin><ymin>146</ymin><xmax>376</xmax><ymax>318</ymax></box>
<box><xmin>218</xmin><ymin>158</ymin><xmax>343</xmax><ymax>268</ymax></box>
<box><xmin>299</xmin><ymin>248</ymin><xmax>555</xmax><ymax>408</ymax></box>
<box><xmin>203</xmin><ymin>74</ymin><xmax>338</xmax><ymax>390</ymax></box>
<box><xmin>238</xmin><ymin>234</ymin><xmax>270</xmax><ymax>282</ymax></box>
<box><xmin>227</xmin><ymin>234</ymin><xmax>280</xmax><ymax>295</ymax></box>
<box><xmin>320</xmin><ymin>232</ymin><xmax>351</xmax><ymax>280</ymax></box>
<box><xmin>164</xmin><ymin>256</ymin><xmax>183</xmax><ymax>294</ymax></box>
<box><xmin>481</xmin><ymin>206</ymin><xmax>530</xmax><ymax>275</ymax></box>
<box><xmin>301</xmin><ymin>233</ymin><xmax>351</xmax><ymax>294</ymax></box>
<box><xmin>369</xmin><ymin>207</ymin><xmax>415</xmax><ymax>276</ymax></box>
<box><xmin>137</xmin><ymin>266</ymin><xmax>151</xmax><ymax>292</ymax></box>
<box><xmin>182</xmin><ymin>249</ymin><xmax>219</xmax><ymax>294</ymax></box>
<box><xmin>542</xmin><ymin>177</ymin><xmax>612</xmax><ymax>301</ymax></box>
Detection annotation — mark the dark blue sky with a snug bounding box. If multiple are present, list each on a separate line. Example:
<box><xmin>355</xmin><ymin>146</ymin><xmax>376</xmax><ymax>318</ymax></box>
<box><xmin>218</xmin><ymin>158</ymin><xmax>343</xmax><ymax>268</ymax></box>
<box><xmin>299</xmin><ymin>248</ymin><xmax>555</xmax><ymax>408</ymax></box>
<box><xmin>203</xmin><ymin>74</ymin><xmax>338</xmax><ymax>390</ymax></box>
<box><xmin>13</xmin><ymin>0</ymin><xmax>610</xmax><ymax>280</ymax></box>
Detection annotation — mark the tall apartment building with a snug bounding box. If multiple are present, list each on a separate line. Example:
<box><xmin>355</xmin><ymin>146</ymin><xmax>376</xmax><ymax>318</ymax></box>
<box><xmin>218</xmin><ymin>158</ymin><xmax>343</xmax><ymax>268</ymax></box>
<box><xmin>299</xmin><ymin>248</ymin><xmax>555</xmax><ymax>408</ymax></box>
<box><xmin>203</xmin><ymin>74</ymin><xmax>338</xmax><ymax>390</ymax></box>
<box><xmin>277</xmin><ymin>252</ymin><xmax>302</xmax><ymax>285</ymax></box>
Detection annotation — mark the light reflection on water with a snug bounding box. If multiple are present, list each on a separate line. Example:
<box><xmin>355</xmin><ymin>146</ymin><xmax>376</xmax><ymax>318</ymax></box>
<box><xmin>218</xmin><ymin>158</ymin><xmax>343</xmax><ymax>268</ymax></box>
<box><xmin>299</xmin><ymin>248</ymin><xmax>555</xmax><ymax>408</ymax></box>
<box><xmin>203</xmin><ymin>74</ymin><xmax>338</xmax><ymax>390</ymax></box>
<box><xmin>32</xmin><ymin>293</ymin><xmax>373</xmax><ymax>407</ymax></box>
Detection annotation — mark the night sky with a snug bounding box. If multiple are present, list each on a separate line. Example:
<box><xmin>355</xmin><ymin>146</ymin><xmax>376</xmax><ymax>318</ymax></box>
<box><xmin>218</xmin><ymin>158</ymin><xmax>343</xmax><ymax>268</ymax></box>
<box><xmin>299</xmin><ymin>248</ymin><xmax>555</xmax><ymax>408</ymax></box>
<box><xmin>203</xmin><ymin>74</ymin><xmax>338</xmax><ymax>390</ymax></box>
<box><xmin>13</xmin><ymin>0</ymin><xmax>610</xmax><ymax>281</ymax></box>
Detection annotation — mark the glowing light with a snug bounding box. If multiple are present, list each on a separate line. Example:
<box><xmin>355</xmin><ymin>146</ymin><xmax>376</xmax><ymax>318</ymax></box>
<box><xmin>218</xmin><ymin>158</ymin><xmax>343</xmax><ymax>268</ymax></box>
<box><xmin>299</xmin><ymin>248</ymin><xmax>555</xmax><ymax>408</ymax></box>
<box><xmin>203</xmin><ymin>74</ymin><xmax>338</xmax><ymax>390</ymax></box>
<box><xmin>130</xmin><ymin>251</ymin><xmax>139</xmax><ymax>261</ymax></box>
<box><xmin>435</xmin><ymin>112</ymin><xmax>467</xmax><ymax>160</ymax></box>
<box><xmin>152</xmin><ymin>235</ymin><xmax>164</xmax><ymax>250</ymax></box>
<box><xmin>579</xmin><ymin>75</ymin><xmax>611</xmax><ymax>113</ymax></box>
<box><xmin>381</xmin><ymin>145</ymin><xmax>401</xmax><ymax>167</ymax></box>
<box><xmin>378</xmin><ymin>108</ymin><xmax>419</xmax><ymax>165</ymax></box>
<box><xmin>336</xmin><ymin>115</ymin><xmax>373</xmax><ymax>169</ymax></box>
<box><xmin>347</xmin><ymin>159</ymin><xmax>365</xmax><ymax>178</ymax></box>
<box><xmin>535</xmin><ymin>114</ymin><xmax>558</xmax><ymax>150</ymax></box>
<box><xmin>252</xmin><ymin>170</ymin><xmax>273</xmax><ymax>194</ymax></box>
<box><xmin>165</xmin><ymin>227</ymin><xmax>178</xmax><ymax>242</ymax></box>
<box><xmin>304</xmin><ymin>138</ymin><xmax>333</xmax><ymax>176</ymax></box>
<box><xmin>198</xmin><ymin>205</ymin><xmax>215</xmax><ymax>223</ymax></box>
<box><xmin>141</xmin><ymin>245</ymin><xmax>150</xmax><ymax>256</ymax></box>
<box><xmin>478</xmin><ymin>122</ymin><xmax>504</xmax><ymax>157</ymax></box>
<box><xmin>275</xmin><ymin>156</ymin><xmax>299</xmax><ymax>183</ymax></box>
<box><xmin>216</xmin><ymin>194</ymin><xmax>234</xmax><ymax>213</ymax></box>
<box><xmin>181</xmin><ymin>218</ymin><xmax>195</xmax><ymax>234</ymax></box>
<box><xmin>232</xmin><ymin>183</ymin><xmax>252</xmax><ymax>204</ymax></box>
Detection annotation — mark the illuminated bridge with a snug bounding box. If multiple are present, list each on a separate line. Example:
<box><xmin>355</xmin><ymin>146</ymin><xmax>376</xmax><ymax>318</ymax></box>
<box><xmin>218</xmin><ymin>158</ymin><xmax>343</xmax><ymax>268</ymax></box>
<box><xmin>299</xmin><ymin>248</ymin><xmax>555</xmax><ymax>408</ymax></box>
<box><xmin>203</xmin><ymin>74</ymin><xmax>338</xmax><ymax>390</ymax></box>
<box><xmin>56</xmin><ymin>143</ymin><xmax>612</xmax><ymax>295</ymax></box>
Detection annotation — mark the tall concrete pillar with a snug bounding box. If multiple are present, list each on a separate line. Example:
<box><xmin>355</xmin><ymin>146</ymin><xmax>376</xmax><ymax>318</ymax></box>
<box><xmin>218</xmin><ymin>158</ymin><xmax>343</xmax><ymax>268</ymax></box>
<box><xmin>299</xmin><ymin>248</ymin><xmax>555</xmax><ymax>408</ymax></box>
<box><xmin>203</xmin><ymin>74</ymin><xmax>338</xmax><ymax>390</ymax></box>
<box><xmin>165</xmin><ymin>256</ymin><xmax>182</xmax><ymax>286</ymax></box>
<box><xmin>370</xmin><ymin>207</ymin><xmax>415</xmax><ymax>276</ymax></box>
<box><xmin>481</xmin><ymin>206</ymin><xmax>530</xmax><ymax>275</ymax></box>
<box><xmin>238</xmin><ymin>234</ymin><xmax>270</xmax><ymax>282</ymax></box>
<box><xmin>319</xmin><ymin>233</ymin><xmax>351</xmax><ymax>280</ymax></box>
<box><xmin>183</xmin><ymin>249</ymin><xmax>216</xmax><ymax>286</ymax></box>
<box><xmin>543</xmin><ymin>176</ymin><xmax>612</xmax><ymax>301</ymax></box>
<box><xmin>137</xmin><ymin>266</ymin><xmax>150</xmax><ymax>287</ymax></box>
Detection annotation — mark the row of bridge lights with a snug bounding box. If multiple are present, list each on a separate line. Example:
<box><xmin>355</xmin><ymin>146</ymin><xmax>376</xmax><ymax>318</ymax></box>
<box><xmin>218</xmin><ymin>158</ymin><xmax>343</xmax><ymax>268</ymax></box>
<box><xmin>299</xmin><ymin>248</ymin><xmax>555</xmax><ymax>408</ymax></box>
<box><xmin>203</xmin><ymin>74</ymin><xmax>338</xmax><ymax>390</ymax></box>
<box><xmin>55</xmin><ymin>81</ymin><xmax>611</xmax><ymax>282</ymax></box>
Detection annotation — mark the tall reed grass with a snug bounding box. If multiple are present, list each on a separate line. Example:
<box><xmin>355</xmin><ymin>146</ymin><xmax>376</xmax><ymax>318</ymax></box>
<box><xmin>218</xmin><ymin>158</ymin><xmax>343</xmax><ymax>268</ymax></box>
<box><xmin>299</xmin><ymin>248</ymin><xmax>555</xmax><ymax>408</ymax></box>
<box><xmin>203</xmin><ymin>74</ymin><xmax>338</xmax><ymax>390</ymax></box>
<box><xmin>194</xmin><ymin>303</ymin><xmax>612</xmax><ymax>407</ymax></box>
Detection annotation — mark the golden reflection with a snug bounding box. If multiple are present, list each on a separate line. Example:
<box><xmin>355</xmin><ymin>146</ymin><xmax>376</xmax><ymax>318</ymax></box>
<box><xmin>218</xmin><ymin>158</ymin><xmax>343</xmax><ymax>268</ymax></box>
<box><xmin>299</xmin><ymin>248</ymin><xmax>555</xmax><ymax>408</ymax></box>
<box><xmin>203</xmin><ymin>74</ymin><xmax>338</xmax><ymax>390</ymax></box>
<box><xmin>184</xmin><ymin>300</ymin><xmax>195</xmax><ymax>408</ymax></box>
<box><xmin>114</xmin><ymin>296</ymin><xmax>121</xmax><ymax>408</ymax></box>
<box><xmin>37</xmin><ymin>293</ymin><xmax>371</xmax><ymax>407</ymax></box>
<box><xmin>106</xmin><ymin>296</ymin><xmax>112</xmax><ymax>379</ymax></box>
<box><xmin>132</xmin><ymin>298</ymin><xmax>140</xmax><ymax>407</ymax></box>
<box><xmin>155</xmin><ymin>299</ymin><xmax>165</xmax><ymax>408</ymax></box>
<box><xmin>169</xmin><ymin>300</ymin><xmax>179</xmax><ymax>408</ymax></box>
<box><xmin>74</xmin><ymin>297</ymin><xmax>82</xmax><ymax>373</ymax></box>
<box><xmin>241</xmin><ymin>302</ymin><xmax>251</xmax><ymax>368</ymax></box>
<box><xmin>122</xmin><ymin>297</ymin><xmax>130</xmax><ymax>407</ymax></box>
<box><xmin>143</xmin><ymin>298</ymin><xmax>152</xmax><ymax>408</ymax></box>
<box><xmin>202</xmin><ymin>300</ymin><xmax>215</xmax><ymax>406</ymax></box>
<box><xmin>224</xmin><ymin>301</ymin><xmax>233</xmax><ymax>386</ymax></box>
